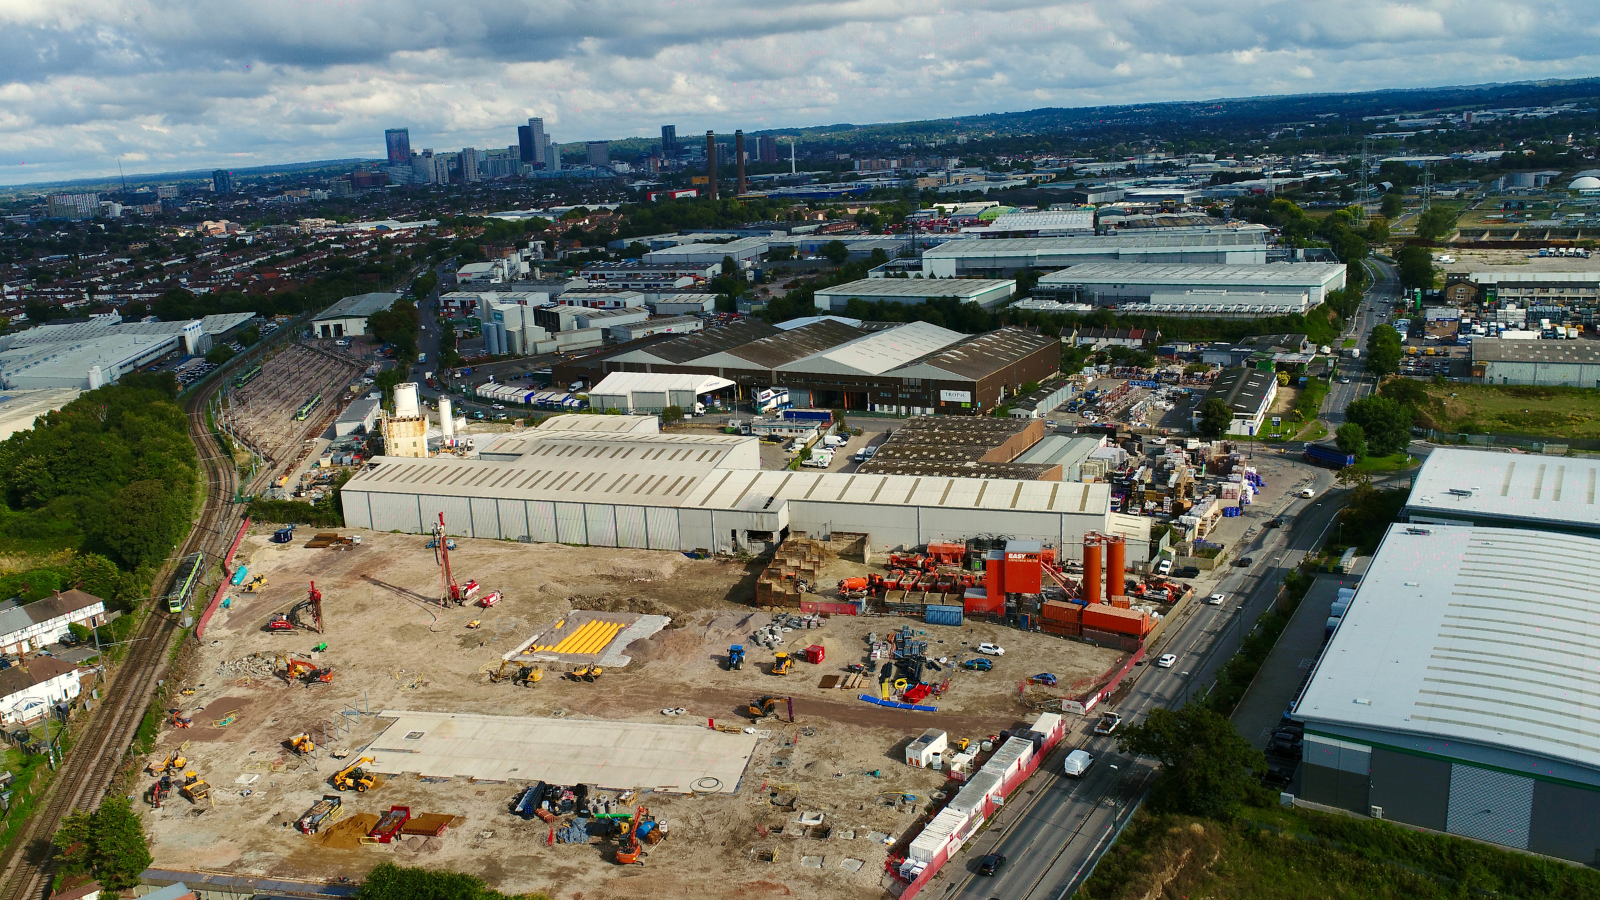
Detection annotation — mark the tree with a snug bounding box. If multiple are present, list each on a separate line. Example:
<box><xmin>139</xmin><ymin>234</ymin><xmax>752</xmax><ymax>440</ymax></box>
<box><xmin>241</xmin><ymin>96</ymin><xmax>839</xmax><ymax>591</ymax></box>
<box><xmin>660</xmin><ymin>405</ymin><xmax>684</xmax><ymax>426</ymax></box>
<box><xmin>1414</xmin><ymin>206</ymin><xmax>1460</xmax><ymax>242</ymax></box>
<box><xmin>1365</xmin><ymin>324</ymin><xmax>1402</xmax><ymax>376</ymax></box>
<box><xmin>88</xmin><ymin>479</ymin><xmax>190</xmax><ymax>570</ymax></box>
<box><xmin>1196</xmin><ymin>397</ymin><xmax>1232</xmax><ymax>438</ymax></box>
<box><xmin>821</xmin><ymin>240</ymin><xmax>850</xmax><ymax>265</ymax></box>
<box><xmin>1335</xmin><ymin>423</ymin><xmax>1368</xmax><ymax>461</ymax></box>
<box><xmin>1346</xmin><ymin>396</ymin><xmax>1412</xmax><ymax>457</ymax></box>
<box><xmin>1396</xmin><ymin>245</ymin><xmax>1435</xmax><ymax>290</ymax></box>
<box><xmin>54</xmin><ymin>797</ymin><xmax>152</xmax><ymax>891</ymax></box>
<box><xmin>1380</xmin><ymin>191</ymin><xmax>1404</xmax><ymax>219</ymax></box>
<box><xmin>204</xmin><ymin>344</ymin><xmax>235</xmax><ymax>365</ymax></box>
<box><xmin>356</xmin><ymin>861</ymin><xmax>550</xmax><ymax>900</ymax></box>
<box><xmin>1118</xmin><ymin>705</ymin><xmax>1267</xmax><ymax>820</ymax></box>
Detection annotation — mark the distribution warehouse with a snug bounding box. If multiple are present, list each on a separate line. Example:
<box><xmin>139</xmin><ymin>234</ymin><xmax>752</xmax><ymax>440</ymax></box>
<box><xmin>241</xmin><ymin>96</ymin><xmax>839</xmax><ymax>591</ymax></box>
<box><xmin>339</xmin><ymin>414</ymin><xmax>1150</xmax><ymax>559</ymax></box>
<box><xmin>1295</xmin><ymin>448</ymin><xmax>1600</xmax><ymax>864</ymax></box>
<box><xmin>554</xmin><ymin>319</ymin><xmax>1058</xmax><ymax>415</ymax></box>
<box><xmin>1032</xmin><ymin>262</ymin><xmax>1347</xmax><ymax>311</ymax></box>
<box><xmin>917</xmin><ymin>229</ymin><xmax>1269</xmax><ymax>278</ymax></box>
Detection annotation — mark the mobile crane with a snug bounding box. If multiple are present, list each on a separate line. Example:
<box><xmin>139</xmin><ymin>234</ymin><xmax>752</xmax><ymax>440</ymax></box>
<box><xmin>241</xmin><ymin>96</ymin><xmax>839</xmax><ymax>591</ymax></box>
<box><xmin>266</xmin><ymin>582</ymin><xmax>325</xmax><ymax>633</ymax></box>
<box><xmin>432</xmin><ymin>512</ymin><xmax>480</xmax><ymax>605</ymax></box>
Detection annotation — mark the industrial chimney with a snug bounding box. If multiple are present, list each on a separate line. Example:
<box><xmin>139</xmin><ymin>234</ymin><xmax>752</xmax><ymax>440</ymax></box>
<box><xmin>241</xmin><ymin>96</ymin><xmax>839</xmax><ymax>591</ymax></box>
<box><xmin>705</xmin><ymin>131</ymin><xmax>718</xmax><ymax>200</ymax></box>
<box><xmin>735</xmin><ymin>130</ymin><xmax>746</xmax><ymax>196</ymax></box>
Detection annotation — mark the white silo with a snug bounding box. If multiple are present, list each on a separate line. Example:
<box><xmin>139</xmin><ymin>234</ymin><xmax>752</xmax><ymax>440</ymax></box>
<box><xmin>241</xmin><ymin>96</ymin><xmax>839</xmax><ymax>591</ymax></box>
<box><xmin>395</xmin><ymin>382</ymin><xmax>421</xmax><ymax>418</ymax></box>
<box><xmin>439</xmin><ymin>397</ymin><xmax>455</xmax><ymax>440</ymax></box>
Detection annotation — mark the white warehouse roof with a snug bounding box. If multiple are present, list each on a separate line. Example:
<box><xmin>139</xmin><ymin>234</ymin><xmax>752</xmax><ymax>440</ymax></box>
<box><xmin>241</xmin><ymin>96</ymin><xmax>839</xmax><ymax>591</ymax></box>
<box><xmin>1404</xmin><ymin>447</ymin><xmax>1600</xmax><ymax>533</ymax></box>
<box><xmin>1297</xmin><ymin>524</ymin><xmax>1600</xmax><ymax>780</ymax></box>
<box><xmin>589</xmin><ymin>372</ymin><xmax>736</xmax><ymax>397</ymax></box>
<box><xmin>1039</xmin><ymin>262</ymin><xmax>1346</xmax><ymax>289</ymax></box>
<box><xmin>811</xmin><ymin>278</ymin><xmax>1016</xmax><ymax>303</ymax></box>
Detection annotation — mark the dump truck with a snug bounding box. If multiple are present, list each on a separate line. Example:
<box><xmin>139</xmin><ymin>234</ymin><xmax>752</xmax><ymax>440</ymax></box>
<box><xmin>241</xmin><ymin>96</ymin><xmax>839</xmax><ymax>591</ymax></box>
<box><xmin>727</xmin><ymin>644</ymin><xmax>745</xmax><ymax>671</ymax></box>
<box><xmin>180</xmin><ymin>771</ymin><xmax>209</xmax><ymax>803</ymax></box>
<box><xmin>566</xmin><ymin>665</ymin><xmax>604</xmax><ymax>682</ymax></box>
<box><xmin>297</xmin><ymin>794</ymin><xmax>344</xmax><ymax>834</ymax></box>
<box><xmin>333</xmin><ymin>756</ymin><xmax>376</xmax><ymax>792</ymax></box>
<box><xmin>147</xmin><ymin>751</ymin><xmax>186</xmax><ymax>776</ymax></box>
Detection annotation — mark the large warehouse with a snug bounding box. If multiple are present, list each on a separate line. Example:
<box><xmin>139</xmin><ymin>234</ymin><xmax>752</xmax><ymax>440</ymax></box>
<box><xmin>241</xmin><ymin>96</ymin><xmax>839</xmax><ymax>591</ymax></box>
<box><xmin>553</xmin><ymin>319</ymin><xmax>1059</xmax><ymax>416</ymax></box>
<box><xmin>812</xmin><ymin>278</ymin><xmax>1016</xmax><ymax>311</ymax></box>
<box><xmin>1403</xmin><ymin>447</ymin><xmax>1600</xmax><ymax>536</ymax></box>
<box><xmin>340</xmin><ymin>414</ymin><xmax>1149</xmax><ymax>560</ymax></box>
<box><xmin>1034</xmin><ymin>262</ymin><xmax>1347</xmax><ymax>308</ymax></box>
<box><xmin>312</xmin><ymin>292</ymin><xmax>402</xmax><ymax>339</ymax></box>
<box><xmin>918</xmin><ymin>230</ymin><xmax>1269</xmax><ymax>278</ymax></box>
<box><xmin>1470</xmin><ymin>338</ymin><xmax>1600</xmax><ymax>387</ymax></box>
<box><xmin>1295</xmin><ymin>523</ymin><xmax>1600</xmax><ymax>864</ymax></box>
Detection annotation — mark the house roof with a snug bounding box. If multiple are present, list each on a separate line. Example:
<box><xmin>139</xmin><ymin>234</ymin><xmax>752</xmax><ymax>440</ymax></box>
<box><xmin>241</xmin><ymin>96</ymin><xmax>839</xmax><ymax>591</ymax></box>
<box><xmin>0</xmin><ymin>590</ymin><xmax>105</xmax><ymax>640</ymax></box>
<box><xmin>0</xmin><ymin>656</ymin><xmax>78</xmax><ymax>699</ymax></box>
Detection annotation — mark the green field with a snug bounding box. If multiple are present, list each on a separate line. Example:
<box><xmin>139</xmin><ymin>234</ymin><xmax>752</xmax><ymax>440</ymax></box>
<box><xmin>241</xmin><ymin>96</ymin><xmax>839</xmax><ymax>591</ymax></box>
<box><xmin>1078</xmin><ymin>806</ymin><xmax>1600</xmax><ymax>900</ymax></box>
<box><xmin>1352</xmin><ymin>452</ymin><xmax>1420</xmax><ymax>472</ymax></box>
<box><xmin>1420</xmin><ymin>383</ymin><xmax>1600</xmax><ymax>439</ymax></box>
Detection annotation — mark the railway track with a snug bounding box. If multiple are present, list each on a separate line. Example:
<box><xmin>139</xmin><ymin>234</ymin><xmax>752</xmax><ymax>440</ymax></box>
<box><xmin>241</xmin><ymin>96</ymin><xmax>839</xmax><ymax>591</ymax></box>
<box><xmin>0</xmin><ymin>380</ymin><xmax>242</xmax><ymax>900</ymax></box>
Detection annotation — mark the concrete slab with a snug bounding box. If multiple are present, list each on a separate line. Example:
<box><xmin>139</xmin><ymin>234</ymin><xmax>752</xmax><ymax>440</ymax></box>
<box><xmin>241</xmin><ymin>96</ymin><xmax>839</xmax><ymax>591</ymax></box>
<box><xmin>501</xmin><ymin>611</ymin><xmax>670</xmax><ymax>669</ymax></box>
<box><xmin>367</xmin><ymin>710</ymin><xmax>756</xmax><ymax>794</ymax></box>
<box><xmin>840</xmin><ymin>858</ymin><xmax>864</xmax><ymax>872</ymax></box>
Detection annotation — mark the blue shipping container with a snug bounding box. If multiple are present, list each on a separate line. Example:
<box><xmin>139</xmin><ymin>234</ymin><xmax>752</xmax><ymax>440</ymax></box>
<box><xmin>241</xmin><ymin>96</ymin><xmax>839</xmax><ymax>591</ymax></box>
<box><xmin>925</xmin><ymin>605</ymin><xmax>964</xmax><ymax>627</ymax></box>
<box><xmin>782</xmin><ymin>408</ymin><xmax>833</xmax><ymax>424</ymax></box>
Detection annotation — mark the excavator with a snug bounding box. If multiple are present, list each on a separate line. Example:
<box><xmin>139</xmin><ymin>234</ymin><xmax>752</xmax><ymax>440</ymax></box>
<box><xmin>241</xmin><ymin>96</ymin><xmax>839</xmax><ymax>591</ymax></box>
<box><xmin>278</xmin><ymin>654</ymin><xmax>334</xmax><ymax>686</ymax></box>
<box><xmin>266</xmin><ymin>583</ymin><xmax>326</xmax><ymax>634</ymax></box>
<box><xmin>148</xmin><ymin>751</ymin><xmax>187</xmax><ymax>776</ymax></box>
<box><xmin>746</xmin><ymin>696</ymin><xmax>789</xmax><ymax>720</ymax></box>
<box><xmin>180</xmin><ymin>771</ymin><xmax>210</xmax><ymax>803</ymax></box>
<box><xmin>145</xmin><ymin>775</ymin><xmax>173</xmax><ymax>809</ymax></box>
<box><xmin>241</xmin><ymin>574</ymin><xmax>267</xmax><ymax>593</ymax></box>
<box><xmin>487</xmin><ymin>660</ymin><xmax>542</xmax><ymax>686</ymax></box>
<box><xmin>288</xmin><ymin>733</ymin><xmax>315</xmax><ymax>756</ymax></box>
<box><xmin>615</xmin><ymin>806</ymin><xmax>649</xmax><ymax>865</ymax></box>
<box><xmin>333</xmin><ymin>756</ymin><xmax>376</xmax><ymax>792</ymax></box>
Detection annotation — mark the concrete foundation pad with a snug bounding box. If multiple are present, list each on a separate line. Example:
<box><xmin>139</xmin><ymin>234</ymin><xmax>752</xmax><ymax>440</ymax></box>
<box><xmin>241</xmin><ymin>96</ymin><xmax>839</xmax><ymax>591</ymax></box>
<box><xmin>367</xmin><ymin>710</ymin><xmax>756</xmax><ymax>794</ymax></box>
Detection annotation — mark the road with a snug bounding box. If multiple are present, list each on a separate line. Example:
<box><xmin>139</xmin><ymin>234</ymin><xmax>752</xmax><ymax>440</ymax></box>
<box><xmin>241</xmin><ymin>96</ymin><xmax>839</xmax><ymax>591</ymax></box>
<box><xmin>1322</xmin><ymin>257</ymin><xmax>1398</xmax><ymax>427</ymax></box>
<box><xmin>937</xmin><ymin>463</ymin><xmax>1347</xmax><ymax>900</ymax></box>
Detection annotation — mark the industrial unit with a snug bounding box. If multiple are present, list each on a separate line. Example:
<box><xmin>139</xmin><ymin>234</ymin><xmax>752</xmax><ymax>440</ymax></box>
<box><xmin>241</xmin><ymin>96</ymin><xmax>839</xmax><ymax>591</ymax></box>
<box><xmin>339</xmin><ymin>415</ymin><xmax>1147</xmax><ymax>560</ymax></box>
<box><xmin>1192</xmin><ymin>367</ymin><xmax>1278</xmax><ymax>436</ymax></box>
<box><xmin>554</xmin><ymin>320</ymin><xmax>1059</xmax><ymax>416</ymax></box>
<box><xmin>1470</xmin><ymin>338</ymin><xmax>1600</xmax><ymax>387</ymax></box>
<box><xmin>586</xmin><ymin>372</ymin><xmax>734</xmax><ymax>414</ymax></box>
<box><xmin>1295</xmin><ymin>524</ymin><xmax>1600</xmax><ymax>865</ymax></box>
<box><xmin>918</xmin><ymin>231</ymin><xmax>1269</xmax><ymax>278</ymax></box>
<box><xmin>311</xmin><ymin>292</ymin><xmax>402</xmax><ymax>339</ymax></box>
<box><xmin>0</xmin><ymin>312</ymin><xmax>257</xmax><ymax>390</ymax></box>
<box><xmin>811</xmin><ymin>278</ymin><xmax>1017</xmax><ymax>311</ymax></box>
<box><xmin>1034</xmin><ymin>262</ymin><xmax>1347</xmax><ymax>310</ymax></box>
<box><xmin>1403</xmin><ymin>447</ymin><xmax>1600</xmax><ymax>536</ymax></box>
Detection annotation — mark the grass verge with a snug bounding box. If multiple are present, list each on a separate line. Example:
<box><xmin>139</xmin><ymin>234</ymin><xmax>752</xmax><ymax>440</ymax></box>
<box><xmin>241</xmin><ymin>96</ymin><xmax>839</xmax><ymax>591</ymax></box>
<box><xmin>1078</xmin><ymin>805</ymin><xmax>1600</xmax><ymax>900</ymax></box>
<box><xmin>1352</xmin><ymin>452</ymin><xmax>1420</xmax><ymax>473</ymax></box>
<box><xmin>1419</xmin><ymin>382</ymin><xmax>1600</xmax><ymax>440</ymax></box>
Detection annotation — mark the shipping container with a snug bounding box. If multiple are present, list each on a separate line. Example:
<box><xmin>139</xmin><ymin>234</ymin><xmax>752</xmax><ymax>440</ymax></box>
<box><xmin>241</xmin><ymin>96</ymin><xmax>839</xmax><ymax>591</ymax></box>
<box><xmin>1082</xmin><ymin>604</ymin><xmax>1152</xmax><ymax>637</ymax></box>
<box><xmin>1041</xmin><ymin>601</ymin><xmax>1081</xmax><ymax>624</ymax></box>
<box><xmin>1040</xmin><ymin>621</ymin><xmax>1081</xmax><ymax>637</ymax></box>
<box><xmin>925</xmin><ymin>605</ymin><xmax>964</xmax><ymax>627</ymax></box>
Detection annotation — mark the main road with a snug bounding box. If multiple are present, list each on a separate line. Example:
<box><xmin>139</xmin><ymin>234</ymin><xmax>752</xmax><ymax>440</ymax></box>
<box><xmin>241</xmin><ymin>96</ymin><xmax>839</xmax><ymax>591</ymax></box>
<box><xmin>1323</xmin><ymin>257</ymin><xmax>1399</xmax><ymax>426</ymax></box>
<box><xmin>934</xmin><ymin>466</ymin><xmax>1345</xmax><ymax>900</ymax></box>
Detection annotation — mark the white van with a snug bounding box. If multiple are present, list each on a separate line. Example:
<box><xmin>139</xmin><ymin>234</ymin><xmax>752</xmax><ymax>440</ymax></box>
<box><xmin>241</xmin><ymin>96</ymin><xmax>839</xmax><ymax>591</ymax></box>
<box><xmin>1063</xmin><ymin>749</ymin><xmax>1094</xmax><ymax>777</ymax></box>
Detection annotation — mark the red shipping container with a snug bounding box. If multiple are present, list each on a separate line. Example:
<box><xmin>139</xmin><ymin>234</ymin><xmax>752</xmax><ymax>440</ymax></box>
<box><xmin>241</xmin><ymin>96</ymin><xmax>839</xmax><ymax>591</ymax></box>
<box><xmin>1040</xmin><ymin>621</ymin><xmax>1080</xmax><ymax>637</ymax></box>
<box><xmin>1041</xmin><ymin>601</ymin><xmax>1081</xmax><ymax>624</ymax></box>
<box><xmin>803</xmin><ymin>645</ymin><xmax>825</xmax><ymax>664</ymax></box>
<box><xmin>1082</xmin><ymin>604</ymin><xmax>1151</xmax><ymax>637</ymax></box>
<box><xmin>1109</xmin><ymin>595</ymin><xmax>1131</xmax><ymax>609</ymax></box>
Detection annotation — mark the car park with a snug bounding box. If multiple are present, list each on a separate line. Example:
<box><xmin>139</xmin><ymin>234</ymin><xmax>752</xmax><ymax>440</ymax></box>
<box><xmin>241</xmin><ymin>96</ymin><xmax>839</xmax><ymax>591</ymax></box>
<box><xmin>1156</xmin><ymin>653</ymin><xmax>1177</xmax><ymax>668</ymax></box>
<box><xmin>1093</xmin><ymin>712</ymin><xmax>1122</xmax><ymax>735</ymax></box>
<box><xmin>976</xmin><ymin>643</ymin><xmax>1005</xmax><ymax>656</ymax></box>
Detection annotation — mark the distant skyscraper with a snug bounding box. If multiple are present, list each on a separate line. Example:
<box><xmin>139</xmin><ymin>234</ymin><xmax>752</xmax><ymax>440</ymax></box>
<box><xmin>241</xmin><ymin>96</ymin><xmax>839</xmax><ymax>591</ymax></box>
<box><xmin>758</xmin><ymin>136</ymin><xmax>778</xmax><ymax>164</ymax></box>
<box><xmin>526</xmin><ymin>118</ymin><xmax>547</xmax><ymax>167</ymax></box>
<box><xmin>212</xmin><ymin>169</ymin><xmax>233</xmax><ymax>195</ymax></box>
<box><xmin>661</xmin><ymin>125</ymin><xmax>677</xmax><ymax>159</ymax></box>
<box><xmin>517</xmin><ymin>126</ymin><xmax>535</xmax><ymax>165</ymax></box>
<box><xmin>735</xmin><ymin>131</ymin><xmax>746</xmax><ymax>195</ymax></box>
<box><xmin>461</xmin><ymin>148</ymin><xmax>480</xmax><ymax>183</ymax></box>
<box><xmin>586</xmin><ymin>141</ymin><xmax>610</xmax><ymax>167</ymax></box>
<box><xmin>385</xmin><ymin>128</ymin><xmax>411</xmax><ymax>167</ymax></box>
<box><xmin>705</xmin><ymin>131</ymin><xmax>718</xmax><ymax>201</ymax></box>
<box><xmin>547</xmin><ymin>137</ymin><xmax>561</xmax><ymax>170</ymax></box>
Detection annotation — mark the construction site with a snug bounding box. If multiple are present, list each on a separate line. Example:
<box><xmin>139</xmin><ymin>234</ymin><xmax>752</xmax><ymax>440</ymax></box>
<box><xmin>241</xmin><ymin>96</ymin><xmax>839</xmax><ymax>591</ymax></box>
<box><xmin>140</xmin><ymin>510</ymin><xmax>1188</xmax><ymax>898</ymax></box>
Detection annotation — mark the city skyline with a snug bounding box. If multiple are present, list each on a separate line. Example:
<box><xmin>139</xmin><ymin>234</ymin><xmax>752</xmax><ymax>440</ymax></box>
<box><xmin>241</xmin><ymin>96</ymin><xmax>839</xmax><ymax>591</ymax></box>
<box><xmin>2</xmin><ymin>0</ymin><xmax>1597</xmax><ymax>185</ymax></box>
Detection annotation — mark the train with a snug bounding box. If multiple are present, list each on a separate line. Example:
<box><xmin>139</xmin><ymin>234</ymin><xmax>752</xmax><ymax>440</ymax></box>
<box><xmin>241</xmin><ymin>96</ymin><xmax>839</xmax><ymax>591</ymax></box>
<box><xmin>233</xmin><ymin>365</ymin><xmax>263</xmax><ymax>388</ymax></box>
<box><xmin>294</xmin><ymin>393</ymin><xmax>323</xmax><ymax>421</ymax></box>
<box><xmin>165</xmin><ymin>552</ymin><xmax>206</xmax><ymax>614</ymax></box>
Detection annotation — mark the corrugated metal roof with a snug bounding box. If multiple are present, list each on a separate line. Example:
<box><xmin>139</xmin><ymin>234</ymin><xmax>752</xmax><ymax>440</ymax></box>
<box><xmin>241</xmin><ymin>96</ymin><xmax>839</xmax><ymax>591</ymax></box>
<box><xmin>1471</xmin><ymin>338</ymin><xmax>1600</xmax><ymax>365</ymax></box>
<box><xmin>812</xmin><ymin>278</ymin><xmax>1016</xmax><ymax>300</ymax></box>
<box><xmin>893</xmin><ymin>327</ymin><xmax>1057</xmax><ymax>381</ymax></box>
<box><xmin>685</xmin><ymin>469</ymin><xmax>1108</xmax><ymax>514</ymax></box>
<box><xmin>778</xmin><ymin>321</ymin><xmax>967</xmax><ymax>376</ymax></box>
<box><xmin>718</xmin><ymin>319</ymin><xmax>870</xmax><ymax>368</ymax></box>
<box><xmin>1039</xmin><ymin>262</ymin><xmax>1344</xmax><ymax>287</ymax></box>
<box><xmin>1406</xmin><ymin>447</ymin><xmax>1600</xmax><ymax>529</ymax></box>
<box><xmin>1296</xmin><ymin>524</ymin><xmax>1600</xmax><ymax>776</ymax></box>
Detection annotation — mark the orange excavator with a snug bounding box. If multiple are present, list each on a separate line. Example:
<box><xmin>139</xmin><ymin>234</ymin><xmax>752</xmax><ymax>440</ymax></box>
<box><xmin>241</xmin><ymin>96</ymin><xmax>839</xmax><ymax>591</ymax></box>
<box><xmin>615</xmin><ymin>806</ymin><xmax>649</xmax><ymax>865</ymax></box>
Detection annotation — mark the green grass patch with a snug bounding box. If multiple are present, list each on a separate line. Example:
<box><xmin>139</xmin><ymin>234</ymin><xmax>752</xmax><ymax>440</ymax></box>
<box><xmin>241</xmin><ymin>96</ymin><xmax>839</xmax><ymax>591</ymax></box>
<box><xmin>0</xmin><ymin>754</ymin><xmax>53</xmax><ymax>856</ymax></box>
<box><xmin>1079</xmin><ymin>804</ymin><xmax>1600</xmax><ymax>900</ymax></box>
<box><xmin>1291</xmin><ymin>378</ymin><xmax>1330</xmax><ymax>426</ymax></box>
<box><xmin>1298</xmin><ymin>421</ymin><xmax>1329</xmax><ymax>442</ymax></box>
<box><xmin>1341</xmin><ymin>338</ymin><xmax>1357</xmax><ymax>348</ymax></box>
<box><xmin>1352</xmin><ymin>452</ymin><xmax>1420</xmax><ymax>472</ymax></box>
<box><xmin>1419</xmin><ymin>382</ymin><xmax>1600</xmax><ymax>440</ymax></box>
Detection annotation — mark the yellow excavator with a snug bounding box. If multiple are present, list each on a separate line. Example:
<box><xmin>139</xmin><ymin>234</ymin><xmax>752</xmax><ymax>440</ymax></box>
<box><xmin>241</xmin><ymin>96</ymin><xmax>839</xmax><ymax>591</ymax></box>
<box><xmin>180</xmin><ymin>771</ymin><xmax>210</xmax><ymax>803</ymax></box>
<box><xmin>147</xmin><ymin>751</ymin><xmax>187</xmax><ymax>776</ymax></box>
<box><xmin>242</xmin><ymin>574</ymin><xmax>267</xmax><ymax>593</ymax></box>
<box><xmin>747</xmin><ymin>696</ymin><xmax>789</xmax><ymax>720</ymax></box>
<box><xmin>333</xmin><ymin>756</ymin><xmax>376</xmax><ymax>792</ymax></box>
<box><xmin>288</xmin><ymin>733</ymin><xmax>315</xmax><ymax>756</ymax></box>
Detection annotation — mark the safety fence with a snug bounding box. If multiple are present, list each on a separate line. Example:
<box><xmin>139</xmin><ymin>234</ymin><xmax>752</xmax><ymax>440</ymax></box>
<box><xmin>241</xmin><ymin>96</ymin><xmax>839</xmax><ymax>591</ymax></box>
<box><xmin>196</xmin><ymin>517</ymin><xmax>251</xmax><ymax>641</ymax></box>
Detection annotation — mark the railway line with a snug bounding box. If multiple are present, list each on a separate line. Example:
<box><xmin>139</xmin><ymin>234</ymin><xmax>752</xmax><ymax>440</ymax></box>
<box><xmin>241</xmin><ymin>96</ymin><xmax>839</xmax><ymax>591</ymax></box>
<box><xmin>0</xmin><ymin>377</ymin><xmax>243</xmax><ymax>900</ymax></box>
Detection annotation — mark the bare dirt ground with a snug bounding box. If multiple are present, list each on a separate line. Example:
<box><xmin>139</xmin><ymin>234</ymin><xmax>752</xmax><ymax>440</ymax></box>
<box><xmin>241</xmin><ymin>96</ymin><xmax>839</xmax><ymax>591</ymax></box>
<box><xmin>143</xmin><ymin>529</ymin><xmax>1121</xmax><ymax>899</ymax></box>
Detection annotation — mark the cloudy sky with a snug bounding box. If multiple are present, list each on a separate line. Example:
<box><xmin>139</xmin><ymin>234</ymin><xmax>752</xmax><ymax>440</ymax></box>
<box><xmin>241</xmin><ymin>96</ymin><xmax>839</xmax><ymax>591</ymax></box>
<box><xmin>2</xmin><ymin>0</ymin><xmax>1597</xmax><ymax>185</ymax></box>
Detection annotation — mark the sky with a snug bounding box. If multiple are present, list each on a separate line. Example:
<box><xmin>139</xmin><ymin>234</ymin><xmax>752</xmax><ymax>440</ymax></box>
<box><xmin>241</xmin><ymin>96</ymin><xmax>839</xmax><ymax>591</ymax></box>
<box><xmin>2</xmin><ymin>0</ymin><xmax>1599</xmax><ymax>186</ymax></box>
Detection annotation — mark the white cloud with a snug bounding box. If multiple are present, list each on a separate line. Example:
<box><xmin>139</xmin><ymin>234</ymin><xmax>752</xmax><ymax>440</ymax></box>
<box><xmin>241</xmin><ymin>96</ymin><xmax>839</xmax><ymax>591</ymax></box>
<box><xmin>0</xmin><ymin>0</ymin><xmax>1596</xmax><ymax>183</ymax></box>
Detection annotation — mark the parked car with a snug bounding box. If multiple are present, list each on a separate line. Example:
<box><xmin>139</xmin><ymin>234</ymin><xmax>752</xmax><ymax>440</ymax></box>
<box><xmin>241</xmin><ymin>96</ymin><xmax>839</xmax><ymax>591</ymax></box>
<box><xmin>1093</xmin><ymin>712</ymin><xmax>1123</xmax><ymax>735</ymax></box>
<box><xmin>1175</xmin><ymin>566</ymin><xmax>1201</xmax><ymax>578</ymax></box>
<box><xmin>1156</xmin><ymin>653</ymin><xmax>1177</xmax><ymax>668</ymax></box>
<box><xmin>977</xmin><ymin>854</ymin><xmax>1006</xmax><ymax>876</ymax></box>
<box><xmin>1156</xmin><ymin>559</ymin><xmax>1173</xmax><ymax>575</ymax></box>
<box><xmin>1029</xmin><ymin>673</ymin><xmax>1058</xmax><ymax>687</ymax></box>
<box><xmin>1208</xmin><ymin>593</ymin><xmax>1226</xmax><ymax>606</ymax></box>
<box><xmin>976</xmin><ymin>643</ymin><xmax>1005</xmax><ymax>656</ymax></box>
<box><xmin>1233</xmin><ymin>557</ymin><xmax>1254</xmax><ymax>567</ymax></box>
<box><xmin>961</xmin><ymin>658</ymin><xmax>993</xmax><ymax>672</ymax></box>
<box><xmin>1301</xmin><ymin>488</ymin><xmax>1316</xmax><ymax>498</ymax></box>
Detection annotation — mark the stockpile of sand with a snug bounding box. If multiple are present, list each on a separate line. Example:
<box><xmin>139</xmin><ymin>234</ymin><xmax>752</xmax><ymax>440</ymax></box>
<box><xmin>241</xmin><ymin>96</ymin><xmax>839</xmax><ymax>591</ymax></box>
<box><xmin>319</xmin><ymin>812</ymin><xmax>380</xmax><ymax>850</ymax></box>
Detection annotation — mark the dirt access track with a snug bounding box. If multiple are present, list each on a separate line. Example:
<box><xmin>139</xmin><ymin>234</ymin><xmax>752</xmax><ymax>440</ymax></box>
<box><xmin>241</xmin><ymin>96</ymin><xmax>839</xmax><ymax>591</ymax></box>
<box><xmin>144</xmin><ymin>528</ymin><xmax>1122</xmax><ymax>899</ymax></box>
